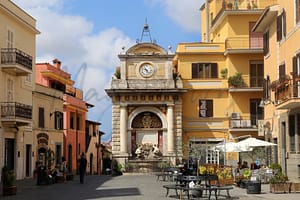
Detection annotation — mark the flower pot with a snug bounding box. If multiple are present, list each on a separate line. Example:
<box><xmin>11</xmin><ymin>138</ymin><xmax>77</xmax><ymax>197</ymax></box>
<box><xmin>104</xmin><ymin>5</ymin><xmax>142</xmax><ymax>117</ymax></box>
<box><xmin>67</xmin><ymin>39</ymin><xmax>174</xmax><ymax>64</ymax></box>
<box><xmin>270</xmin><ymin>183</ymin><xmax>291</xmax><ymax>193</ymax></box>
<box><xmin>2</xmin><ymin>185</ymin><xmax>17</xmax><ymax>196</ymax></box>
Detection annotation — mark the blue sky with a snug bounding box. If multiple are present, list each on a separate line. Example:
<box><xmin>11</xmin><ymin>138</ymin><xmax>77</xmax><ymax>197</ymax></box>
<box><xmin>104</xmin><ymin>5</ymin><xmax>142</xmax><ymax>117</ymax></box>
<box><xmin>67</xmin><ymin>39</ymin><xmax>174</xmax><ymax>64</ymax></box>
<box><xmin>14</xmin><ymin>0</ymin><xmax>204</xmax><ymax>142</ymax></box>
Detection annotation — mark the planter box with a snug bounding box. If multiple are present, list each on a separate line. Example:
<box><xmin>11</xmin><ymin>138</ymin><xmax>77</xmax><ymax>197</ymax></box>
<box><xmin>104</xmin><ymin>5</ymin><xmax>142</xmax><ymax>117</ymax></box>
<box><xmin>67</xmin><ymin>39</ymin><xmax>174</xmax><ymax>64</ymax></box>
<box><xmin>270</xmin><ymin>183</ymin><xmax>291</xmax><ymax>193</ymax></box>
<box><xmin>2</xmin><ymin>186</ymin><xmax>17</xmax><ymax>196</ymax></box>
<box><xmin>219</xmin><ymin>178</ymin><xmax>234</xmax><ymax>186</ymax></box>
<box><xmin>290</xmin><ymin>182</ymin><xmax>300</xmax><ymax>193</ymax></box>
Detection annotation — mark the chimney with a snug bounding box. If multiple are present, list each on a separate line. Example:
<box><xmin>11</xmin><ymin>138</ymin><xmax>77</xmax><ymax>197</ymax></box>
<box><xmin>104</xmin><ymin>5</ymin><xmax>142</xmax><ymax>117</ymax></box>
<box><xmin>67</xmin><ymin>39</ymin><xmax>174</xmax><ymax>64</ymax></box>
<box><xmin>53</xmin><ymin>58</ymin><xmax>61</xmax><ymax>69</ymax></box>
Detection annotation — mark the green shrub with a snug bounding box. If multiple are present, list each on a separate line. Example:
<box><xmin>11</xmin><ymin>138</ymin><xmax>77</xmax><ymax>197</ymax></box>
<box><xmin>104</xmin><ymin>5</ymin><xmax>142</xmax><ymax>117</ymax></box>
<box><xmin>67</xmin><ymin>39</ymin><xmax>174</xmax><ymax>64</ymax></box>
<box><xmin>1</xmin><ymin>166</ymin><xmax>16</xmax><ymax>187</ymax></box>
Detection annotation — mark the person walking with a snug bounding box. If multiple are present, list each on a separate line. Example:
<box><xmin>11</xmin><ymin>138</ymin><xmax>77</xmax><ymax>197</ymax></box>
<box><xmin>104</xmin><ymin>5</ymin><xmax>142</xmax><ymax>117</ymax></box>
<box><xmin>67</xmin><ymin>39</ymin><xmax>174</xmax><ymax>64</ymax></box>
<box><xmin>79</xmin><ymin>152</ymin><xmax>87</xmax><ymax>184</ymax></box>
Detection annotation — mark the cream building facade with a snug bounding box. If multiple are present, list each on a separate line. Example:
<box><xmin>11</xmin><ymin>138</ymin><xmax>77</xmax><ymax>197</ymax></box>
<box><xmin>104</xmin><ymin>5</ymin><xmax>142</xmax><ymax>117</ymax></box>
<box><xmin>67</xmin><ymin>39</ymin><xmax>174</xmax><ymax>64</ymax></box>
<box><xmin>0</xmin><ymin>0</ymin><xmax>39</xmax><ymax>179</ymax></box>
<box><xmin>32</xmin><ymin>84</ymin><xmax>64</xmax><ymax>173</ymax></box>
<box><xmin>254</xmin><ymin>0</ymin><xmax>300</xmax><ymax>181</ymax></box>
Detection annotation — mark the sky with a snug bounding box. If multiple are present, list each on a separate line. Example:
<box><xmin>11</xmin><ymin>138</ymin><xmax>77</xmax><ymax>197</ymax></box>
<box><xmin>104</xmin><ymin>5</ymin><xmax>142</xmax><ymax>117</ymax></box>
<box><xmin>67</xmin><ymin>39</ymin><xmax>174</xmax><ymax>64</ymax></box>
<box><xmin>14</xmin><ymin>0</ymin><xmax>205</xmax><ymax>142</ymax></box>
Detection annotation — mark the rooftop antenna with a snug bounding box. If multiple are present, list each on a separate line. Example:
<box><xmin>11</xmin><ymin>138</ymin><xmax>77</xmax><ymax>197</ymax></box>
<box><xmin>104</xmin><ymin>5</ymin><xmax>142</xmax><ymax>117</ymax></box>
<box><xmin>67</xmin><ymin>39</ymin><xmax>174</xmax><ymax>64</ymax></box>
<box><xmin>140</xmin><ymin>18</ymin><xmax>152</xmax><ymax>43</ymax></box>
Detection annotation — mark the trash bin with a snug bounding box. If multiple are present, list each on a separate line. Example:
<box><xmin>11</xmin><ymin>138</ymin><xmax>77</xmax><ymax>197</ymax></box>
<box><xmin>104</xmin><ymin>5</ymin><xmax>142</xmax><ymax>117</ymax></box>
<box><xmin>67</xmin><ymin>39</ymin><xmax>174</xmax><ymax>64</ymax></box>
<box><xmin>247</xmin><ymin>181</ymin><xmax>261</xmax><ymax>194</ymax></box>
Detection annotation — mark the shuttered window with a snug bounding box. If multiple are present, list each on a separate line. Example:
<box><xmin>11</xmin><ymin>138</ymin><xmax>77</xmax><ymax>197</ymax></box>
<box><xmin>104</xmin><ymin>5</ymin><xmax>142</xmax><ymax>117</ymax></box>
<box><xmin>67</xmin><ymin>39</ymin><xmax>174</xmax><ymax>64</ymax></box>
<box><xmin>199</xmin><ymin>99</ymin><xmax>213</xmax><ymax>117</ymax></box>
<box><xmin>38</xmin><ymin>107</ymin><xmax>45</xmax><ymax>128</ymax></box>
<box><xmin>277</xmin><ymin>9</ymin><xmax>286</xmax><ymax>42</ymax></box>
<box><xmin>54</xmin><ymin>111</ymin><xmax>63</xmax><ymax>130</ymax></box>
<box><xmin>263</xmin><ymin>31</ymin><xmax>269</xmax><ymax>55</ymax></box>
<box><xmin>192</xmin><ymin>63</ymin><xmax>218</xmax><ymax>79</ymax></box>
<box><xmin>279</xmin><ymin>64</ymin><xmax>286</xmax><ymax>81</ymax></box>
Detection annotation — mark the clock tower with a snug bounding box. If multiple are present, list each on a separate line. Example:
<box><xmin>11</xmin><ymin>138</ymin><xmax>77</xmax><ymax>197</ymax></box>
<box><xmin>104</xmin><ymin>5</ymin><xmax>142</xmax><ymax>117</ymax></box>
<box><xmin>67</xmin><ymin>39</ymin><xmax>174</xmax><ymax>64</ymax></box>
<box><xmin>105</xmin><ymin>23</ymin><xmax>185</xmax><ymax>171</ymax></box>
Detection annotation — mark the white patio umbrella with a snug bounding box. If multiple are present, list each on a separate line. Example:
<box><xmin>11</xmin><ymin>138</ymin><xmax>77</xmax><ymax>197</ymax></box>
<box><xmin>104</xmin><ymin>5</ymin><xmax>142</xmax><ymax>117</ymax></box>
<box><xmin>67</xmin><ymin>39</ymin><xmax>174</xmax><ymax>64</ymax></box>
<box><xmin>215</xmin><ymin>141</ymin><xmax>252</xmax><ymax>152</ymax></box>
<box><xmin>236</xmin><ymin>137</ymin><xmax>277</xmax><ymax>148</ymax></box>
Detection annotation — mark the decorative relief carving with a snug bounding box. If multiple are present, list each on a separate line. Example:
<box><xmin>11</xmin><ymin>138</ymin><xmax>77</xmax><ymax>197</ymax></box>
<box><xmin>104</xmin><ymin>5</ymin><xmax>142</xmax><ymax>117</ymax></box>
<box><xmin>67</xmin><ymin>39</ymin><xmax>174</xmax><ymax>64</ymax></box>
<box><xmin>132</xmin><ymin>112</ymin><xmax>162</xmax><ymax>128</ymax></box>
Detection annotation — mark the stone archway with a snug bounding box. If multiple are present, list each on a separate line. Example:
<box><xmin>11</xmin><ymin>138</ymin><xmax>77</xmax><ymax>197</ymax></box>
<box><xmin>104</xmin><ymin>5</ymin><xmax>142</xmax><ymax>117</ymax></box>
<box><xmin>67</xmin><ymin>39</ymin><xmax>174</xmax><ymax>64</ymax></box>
<box><xmin>128</xmin><ymin>107</ymin><xmax>166</xmax><ymax>160</ymax></box>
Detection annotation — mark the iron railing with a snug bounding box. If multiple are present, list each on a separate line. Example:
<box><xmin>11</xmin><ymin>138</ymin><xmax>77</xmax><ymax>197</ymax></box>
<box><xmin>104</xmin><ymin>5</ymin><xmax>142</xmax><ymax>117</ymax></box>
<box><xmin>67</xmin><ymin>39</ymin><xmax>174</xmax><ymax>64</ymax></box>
<box><xmin>1</xmin><ymin>48</ymin><xmax>32</xmax><ymax>70</ymax></box>
<box><xmin>0</xmin><ymin>102</ymin><xmax>32</xmax><ymax>119</ymax></box>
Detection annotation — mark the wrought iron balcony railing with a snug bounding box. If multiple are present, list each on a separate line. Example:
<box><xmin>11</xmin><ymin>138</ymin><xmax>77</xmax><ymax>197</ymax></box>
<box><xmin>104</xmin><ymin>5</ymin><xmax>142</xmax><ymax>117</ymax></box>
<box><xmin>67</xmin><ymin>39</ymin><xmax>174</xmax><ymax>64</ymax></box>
<box><xmin>1</xmin><ymin>48</ymin><xmax>32</xmax><ymax>71</ymax></box>
<box><xmin>0</xmin><ymin>102</ymin><xmax>32</xmax><ymax>120</ymax></box>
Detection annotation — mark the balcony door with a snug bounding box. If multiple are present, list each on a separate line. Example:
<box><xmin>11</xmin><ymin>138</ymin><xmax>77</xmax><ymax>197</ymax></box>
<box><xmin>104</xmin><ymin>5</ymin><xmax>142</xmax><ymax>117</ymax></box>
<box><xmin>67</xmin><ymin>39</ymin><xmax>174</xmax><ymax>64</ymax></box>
<box><xmin>249</xmin><ymin>22</ymin><xmax>263</xmax><ymax>48</ymax></box>
<box><xmin>250</xmin><ymin>99</ymin><xmax>263</xmax><ymax>127</ymax></box>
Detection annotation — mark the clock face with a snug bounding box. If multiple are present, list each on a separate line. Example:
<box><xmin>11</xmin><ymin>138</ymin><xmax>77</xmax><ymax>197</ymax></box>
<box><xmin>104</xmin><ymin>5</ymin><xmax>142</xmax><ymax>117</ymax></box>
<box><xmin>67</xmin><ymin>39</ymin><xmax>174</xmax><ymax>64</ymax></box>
<box><xmin>140</xmin><ymin>63</ymin><xmax>154</xmax><ymax>77</ymax></box>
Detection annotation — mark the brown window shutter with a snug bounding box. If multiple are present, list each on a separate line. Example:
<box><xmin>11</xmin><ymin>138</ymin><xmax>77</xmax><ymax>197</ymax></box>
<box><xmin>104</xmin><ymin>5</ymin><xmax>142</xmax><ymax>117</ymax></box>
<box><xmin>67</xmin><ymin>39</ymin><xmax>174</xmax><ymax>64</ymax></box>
<box><xmin>277</xmin><ymin>15</ymin><xmax>282</xmax><ymax>41</ymax></box>
<box><xmin>211</xmin><ymin>63</ymin><xmax>218</xmax><ymax>78</ymax></box>
<box><xmin>38</xmin><ymin>107</ymin><xmax>44</xmax><ymax>128</ymax></box>
<box><xmin>206</xmin><ymin>100</ymin><xmax>213</xmax><ymax>117</ymax></box>
<box><xmin>192</xmin><ymin>63</ymin><xmax>198</xmax><ymax>78</ymax></box>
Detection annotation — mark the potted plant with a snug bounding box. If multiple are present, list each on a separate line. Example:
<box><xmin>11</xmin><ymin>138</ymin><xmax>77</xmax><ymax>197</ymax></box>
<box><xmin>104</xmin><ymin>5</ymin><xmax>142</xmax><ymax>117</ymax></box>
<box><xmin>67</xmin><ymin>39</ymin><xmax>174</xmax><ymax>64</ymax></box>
<box><xmin>269</xmin><ymin>172</ymin><xmax>290</xmax><ymax>193</ymax></box>
<box><xmin>228</xmin><ymin>72</ymin><xmax>245</xmax><ymax>88</ymax></box>
<box><xmin>220</xmin><ymin>68</ymin><xmax>228</xmax><ymax>79</ymax></box>
<box><xmin>1</xmin><ymin>166</ymin><xmax>17</xmax><ymax>196</ymax></box>
<box><xmin>269</xmin><ymin>163</ymin><xmax>290</xmax><ymax>193</ymax></box>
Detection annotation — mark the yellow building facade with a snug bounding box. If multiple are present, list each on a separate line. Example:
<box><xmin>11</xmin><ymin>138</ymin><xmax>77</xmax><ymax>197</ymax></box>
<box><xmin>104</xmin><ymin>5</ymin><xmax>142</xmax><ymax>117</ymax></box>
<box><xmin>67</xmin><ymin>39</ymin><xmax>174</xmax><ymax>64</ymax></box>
<box><xmin>254</xmin><ymin>0</ymin><xmax>300</xmax><ymax>181</ymax></box>
<box><xmin>0</xmin><ymin>0</ymin><xmax>39</xmax><ymax>179</ymax></box>
<box><xmin>175</xmin><ymin>0</ymin><xmax>276</xmax><ymax>166</ymax></box>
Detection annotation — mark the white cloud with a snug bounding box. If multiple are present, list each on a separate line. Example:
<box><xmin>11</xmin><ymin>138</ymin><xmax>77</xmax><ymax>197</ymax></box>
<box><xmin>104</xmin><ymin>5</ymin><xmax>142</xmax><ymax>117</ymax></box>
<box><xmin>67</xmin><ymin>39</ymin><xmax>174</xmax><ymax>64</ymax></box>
<box><xmin>147</xmin><ymin>0</ymin><xmax>203</xmax><ymax>33</ymax></box>
<box><xmin>80</xmin><ymin>28</ymin><xmax>133</xmax><ymax>69</ymax></box>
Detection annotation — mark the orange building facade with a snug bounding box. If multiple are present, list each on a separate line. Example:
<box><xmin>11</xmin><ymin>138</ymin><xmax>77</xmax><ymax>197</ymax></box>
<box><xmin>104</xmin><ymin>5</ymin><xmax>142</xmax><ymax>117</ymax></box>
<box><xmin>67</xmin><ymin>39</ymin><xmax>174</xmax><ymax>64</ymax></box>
<box><xmin>36</xmin><ymin>59</ymin><xmax>90</xmax><ymax>173</ymax></box>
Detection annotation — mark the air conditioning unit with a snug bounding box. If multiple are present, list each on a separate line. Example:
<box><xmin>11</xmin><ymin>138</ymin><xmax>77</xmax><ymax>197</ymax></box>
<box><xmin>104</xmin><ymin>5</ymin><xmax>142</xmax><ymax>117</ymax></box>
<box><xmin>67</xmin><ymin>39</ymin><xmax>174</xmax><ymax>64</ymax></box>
<box><xmin>231</xmin><ymin>112</ymin><xmax>240</xmax><ymax>119</ymax></box>
<box><xmin>231</xmin><ymin>120</ymin><xmax>241</xmax><ymax>128</ymax></box>
<box><xmin>241</xmin><ymin>120</ymin><xmax>251</xmax><ymax>128</ymax></box>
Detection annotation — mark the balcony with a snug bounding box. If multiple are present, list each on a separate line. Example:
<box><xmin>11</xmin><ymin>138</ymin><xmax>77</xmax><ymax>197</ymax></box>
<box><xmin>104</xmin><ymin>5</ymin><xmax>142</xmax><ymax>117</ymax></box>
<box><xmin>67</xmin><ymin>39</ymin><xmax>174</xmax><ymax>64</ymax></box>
<box><xmin>229</xmin><ymin>74</ymin><xmax>263</xmax><ymax>92</ymax></box>
<box><xmin>0</xmin><ymin>102</ymin><xmax>32</xmax><ymax>126</ymax></box>
<box><xmin>273</xmin><ymin>75</ymin><xmax>300</xmax><ymax>109</ymax></box>
<box><xmin>211</xmin><ymin>0</ymin><xmax>278</xmax><ymax>30</ymax></box>
<box><xmin>225</xmin><ymin>36</ymin><xmax>263</xmax><ymax>55</ymax></box>
<box><xmin>1</xmin><ymin>48</ymin><xmax>33</xmax><ymax>76</ymax></box>
<box><xmin>229</xmin><ymin>118</ymin><xmax>258</xmax><ymax>132</ymax></box>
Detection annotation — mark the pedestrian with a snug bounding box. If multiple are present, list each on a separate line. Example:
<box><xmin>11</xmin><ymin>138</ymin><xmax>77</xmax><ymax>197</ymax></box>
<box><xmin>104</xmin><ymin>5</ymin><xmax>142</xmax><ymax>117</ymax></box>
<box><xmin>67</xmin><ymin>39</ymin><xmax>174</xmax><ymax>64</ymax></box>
<box><xmin>79</xmin><ymin>152</ymin><xmax>87</xmax><ymax>184</ymax></box>
<box><xmin>61</xmin><ymin>156</ymin><xmax>67</xmax><ymax>182</ymax></box>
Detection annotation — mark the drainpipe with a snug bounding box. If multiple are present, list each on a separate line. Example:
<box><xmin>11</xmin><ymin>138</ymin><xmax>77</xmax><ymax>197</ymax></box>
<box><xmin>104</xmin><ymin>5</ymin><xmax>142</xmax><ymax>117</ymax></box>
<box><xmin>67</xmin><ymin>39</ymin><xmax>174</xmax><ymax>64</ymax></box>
<box><xmin>205</xmin><ymin>0</ymin><xmax>210</xmax><ymax>42</ymax></box>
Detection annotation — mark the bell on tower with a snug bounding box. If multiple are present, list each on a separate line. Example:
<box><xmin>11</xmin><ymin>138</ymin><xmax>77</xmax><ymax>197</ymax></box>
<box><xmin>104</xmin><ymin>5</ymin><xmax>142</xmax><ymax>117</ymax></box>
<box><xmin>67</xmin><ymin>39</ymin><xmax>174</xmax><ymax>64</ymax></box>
<box><xmin>137</xmin><ymin>18</ymin><xmax>156</xmax><ymax>44</ymax></box>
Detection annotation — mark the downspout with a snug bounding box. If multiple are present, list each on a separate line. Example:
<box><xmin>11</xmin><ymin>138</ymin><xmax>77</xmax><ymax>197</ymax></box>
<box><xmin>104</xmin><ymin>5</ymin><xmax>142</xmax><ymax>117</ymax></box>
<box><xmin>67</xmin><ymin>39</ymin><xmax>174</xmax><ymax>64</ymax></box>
<box><xmin>205</xmin><ymin>0</ymin><xmax>210</xmax><ymax>42</ymax></box>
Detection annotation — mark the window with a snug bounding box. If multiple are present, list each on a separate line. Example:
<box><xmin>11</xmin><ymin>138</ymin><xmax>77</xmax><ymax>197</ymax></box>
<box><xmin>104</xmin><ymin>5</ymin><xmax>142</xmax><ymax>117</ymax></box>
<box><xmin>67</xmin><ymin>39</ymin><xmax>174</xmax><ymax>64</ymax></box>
<box><xmin>277</xmin><ymin>9</ymin><xmax>286</xmax><ymax>42</ymax></box>
<box><xmin>279</xmin><ymin>63</ymin><xmax>286</xmax><ymax>81</ymax></box>
<box><xmin>296</xmin><ymin>0</ymin><xmax>300</xmax><ymax>24</ymax></box>
<box><xmin>54</xmin><ymin>111</ymin><xmax>63</xmax><ymax>130</ymax></box>
<box><xmin>263</xmin><ymin>30</ymin><xmax>269</xmax><ymax>55</ymax></box>
<box><xmin>250</xmin><ymin>99</ymin><xmax>263</xmax><ymax>126</ymax></box>
<box><xmin>70</xmin><ymin>112</ymin><xmax>75</xmax><ymax>129</ymax></box>
<box><xmin>293</xmin><ymin>53</ymin><xmax>300</xmax><ymax>75</ymax></box>
<box><xmin>289</xmin><ymin>115</ymin><xmax>295</xmax><ymax>152</ymax></box>
<box><xmin>38</xmin><ymin>107</ymin><xmax>45</xmax><ymax>128</ymax></box>
<box><xmin>250</xmin><ymin>61</ymin><xmax>264</xmax><ymax>87</ymax></box>
<box><xmin>76</xmin><ymin>114</ymin><xmax>81</xmax><ymax>130</ymax></box>
<box><xmin>199</xmin><ymin>99</ymin><xmax>213</xmax><ymax>117</ymax></box>
<box><xmin>192</xmin><ymin>63</ymin><xmax>218</xmax><ymax>79</ymax></box>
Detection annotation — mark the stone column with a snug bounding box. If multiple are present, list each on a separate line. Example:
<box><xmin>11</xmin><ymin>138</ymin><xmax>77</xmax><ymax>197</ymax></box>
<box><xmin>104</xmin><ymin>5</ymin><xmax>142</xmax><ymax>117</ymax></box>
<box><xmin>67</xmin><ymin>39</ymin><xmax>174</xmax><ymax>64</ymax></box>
<box><xmin>120</xmin><ymin>104</ymin><xmax>128</xmax><ymax>153</ymax></box>
<box><xmin>167</xmin><ymin>104</ymin><xmax>174</xmax><ymax>153</ymax></box>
